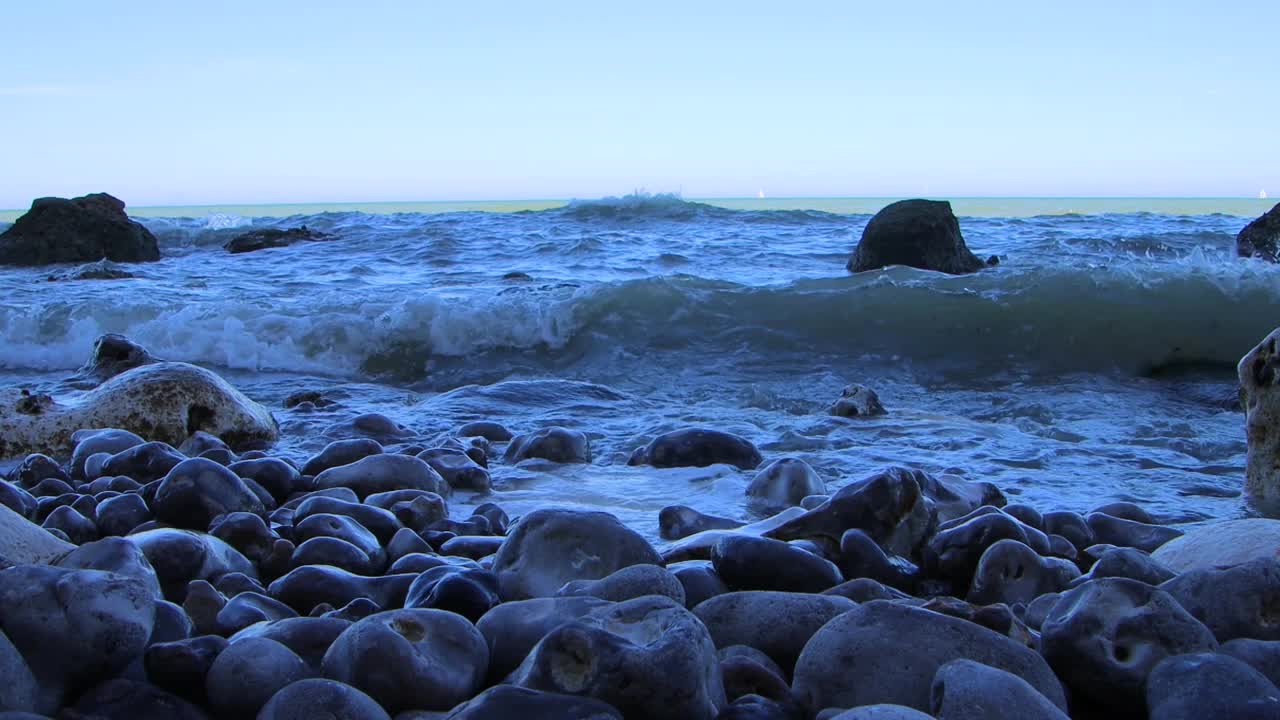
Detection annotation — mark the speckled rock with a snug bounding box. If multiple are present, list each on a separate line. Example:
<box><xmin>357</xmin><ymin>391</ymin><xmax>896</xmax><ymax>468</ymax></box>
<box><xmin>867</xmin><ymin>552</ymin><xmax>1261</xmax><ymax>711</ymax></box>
<box><xmin>0</xmin><ymin>362</ymin><xmax>277</xmax><ymax>460</ymax></box>
<box><xmin>1242</xmin><ymin>328</ymin><xmax>1280</xmax><ymax>505</ymax></box>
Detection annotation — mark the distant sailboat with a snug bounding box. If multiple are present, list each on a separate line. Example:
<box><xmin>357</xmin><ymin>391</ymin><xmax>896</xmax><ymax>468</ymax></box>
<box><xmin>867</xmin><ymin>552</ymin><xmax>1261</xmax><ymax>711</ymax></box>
<box><xmin>757</xmin><ymin>189</ymin><xmax>765</xmax><ymax>199</ymax></box>
<box><xmin>1262</xmin><ymin>189</ymin><xmax>1269</xmax><ymax>200</ymax></box>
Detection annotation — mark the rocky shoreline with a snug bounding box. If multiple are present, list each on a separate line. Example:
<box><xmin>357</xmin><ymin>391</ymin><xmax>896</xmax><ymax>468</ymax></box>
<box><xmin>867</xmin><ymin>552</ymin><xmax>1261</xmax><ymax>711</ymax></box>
<box><xmin>1</xmin><ymin>333</ymin><xmax>1279</xmax><ymax>720</ymax></box>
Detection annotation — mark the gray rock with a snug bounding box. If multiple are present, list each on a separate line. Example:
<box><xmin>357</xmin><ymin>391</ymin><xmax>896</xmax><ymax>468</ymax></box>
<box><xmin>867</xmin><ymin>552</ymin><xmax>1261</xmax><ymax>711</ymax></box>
<box><xmin>95</xmin><ymin>493</ymin><xmax>151</xmax><ymax>536</ymax></box>
<box><xmin>765</xmin><ymin>467</ymin><xmax>930</xmax><ymax>558</ymax></box>
<box><xmin>793</xmin><ymin>601</ymin><xmax>1066</xmax><ymax>714</ymax></box>
<box><xmin>127</xmin><ymin>528</ymin><xmax>257</xmax><ymax>602</ymax></box>
<box><xmin>481</xmin><ymin>597</ymin><xmax>621</xmax><ymax>683</ymax></box>
<box><xmin>417</xmin><ymin>447</ymin><xmax>491</xmax><ymax>492</ymax></box>
<box><xmin>931</xmin><ymin>659</ymin><xmax>1068</xmax><ymax>720</ymax></box>
<box><xmin>206</xmin><ymin>636</ymin><xmax>308</xmax><ymax>717</ymax></box>
<box><xmin>746</xmin><ymin>458</ymin><xmax>825</xmax><ymax>511</ymax></box>
<box><xmin>153</xmin><ymin>457</ymin><xmax>265</xmax><ymax>530</ymax></box>
<box><xmin>694</xmin><ymin>591</ymin><xmax>855</xmax><ymax>674</ymax></box>
<box><xmin>1152</xmin><ymin>518</ymin><xmax>1280</xmax><ymax>572</ymax></box>
<box><xmin>826</xmin><ymin>706</ymin><xmax>935</xmax><ymax>720</ymax></box>
<box><xmin>712</xmin><ymin>535</ymin><xmax>842</xmax><ymax>593</ymax></box>
<box><xmin>493</xmin><ymin>508</ymin><xmax>661</xmax><ymax>599</ymax></box>
<box><xmin>1242</xmin><ymin>329</ymin><xmax>1280</xmax><ymax>506</ymax></box>
<box><xmin>0</xmin><ymin>503</ymin><xmax>74</xmax><ymax>569</ymax></box>
<box><xmin>558</xmin><ymin>563</ymin><xmax>686</xmax><ymax>605</ymax></box>
<box><xmin>224</xmin><ymin>225</ymin><xmax>334</xmax><ymax>254</ymax></box>
<box><xmin>505</xmin><ymin>426</ymin><xmax>592</xmax><ymax>463</ymax></box>
<box><xmin>1146</xmin><ymin>652</ymin><xmax>1280</xmax><ymax>720</ymax></box>
<box><xmin>228</xmin><ymin>616</ymin><xmax>351</xmax><ymax>674</ymax></box>
<box><xmin>659</xmin><ymin>505</ymin><xmax>742</xmax><ymax>540</ymax></box>
<box><xmin>1222</xmin><ymin>639</ymin><xmax>1280</xmax><ymax>689</ymax></box>
<box><xmin>268</xmin><ymin>565</ymin><xmax>416</xmax><ymax>614</ymax></box>
<box><xmin>669</xmin><ymin>560</ymin><xmax>730</xmax><ymax>608</ymax></box>
<box><xmin>300</xmin><ymin>438</ymin><xmax>383</xmax><ymax>477</ymax></box>
<box><xmin>313</xmin><ymin>454</ymin><xmax>449</xmax><ymax>500</ymax></box>
<box><xmin>256</xmin><ymin>678</ymin><xmax>391</xmax><ymax>720</ymax></box>
<box><xmin>0</xmin><ymin>193</ymin><xmax>160</xmax><ymax>266</ymax></box>
<box><xmin>1077</xmin><ymin>545</ymin><xmax>1175</xmax><ymax>585</ymax></box>
<box><xmin>0</xmin><ymin>566</ymin><xmax>156</xmax><ymax>714</ymax></box>
<box><xmin>1237</xmin><ymin>201</ymin><xmax>1280</xmax><ymax>262</ymax></box>
<box><xmin>56</xmin><ymin>536</ymin><xmax>162</xmax><ymax>599</ymax></box>
<box><xmin>511</xmin><ymin>595</ymin><xmax>726</xmax><ymax>720</ymax></box>
<box><xmin>846</xmin><ymin>199</ymin><xmax>987</xmax><ymax>274</ymax></box>
<box><xmin>65</xmin><ymin>678</ymin><xmax>208</xmax><ymax>720</ymax></box>
<box><xmin>966</xmin><ymin>539</ymin><xmax>1079</xmax><ymax>605</ymax></box>
<box><xmin>1085</xmin><ymin>511</ymin><xmax>1182</xmax><ymax>553</ymax></box>
<box><xmin>443</xmin><ymin>685</ymin><xmax>623</xmax><ymax>720</ymax></box>
<box><xmin>0</xmin><ymin>630</ymin><xmax>37</xmax><ymax>713</ymax></box>
<box><xmin>628</xmin><ymin>428</ymin><xmax>761</xmax><ymax>470</ymax></box>
<box><xmin>1040</xmin><ymin>577</ymin><xmax>1218</xmax><ymax>713</ymax></box>
<box><xmin>1159</xmin><ymin>557</ymin><xmax>1280</xmax><ymax>642</ymax></box>
<box><xmin>42</xmin><ymin>504</ymin><xmax>98</xmax><ymax>544</ymax></box>
<box><xmin>321</xmin><ymin>609</ymin><xmax>489</xmax><ymax>713</ymax></box>
<box><xmin>829</xmin><ymin>384</ymin><xmax>887</xmax><ymax>418</ymax></box>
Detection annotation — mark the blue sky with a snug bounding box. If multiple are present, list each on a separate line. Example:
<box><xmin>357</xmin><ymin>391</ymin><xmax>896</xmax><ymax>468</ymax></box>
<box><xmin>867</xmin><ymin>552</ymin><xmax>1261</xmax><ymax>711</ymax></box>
<box><xmin>1</xmin><ymin>1</ymin><xmax>1275</xmax><ymax>207</ymax></box>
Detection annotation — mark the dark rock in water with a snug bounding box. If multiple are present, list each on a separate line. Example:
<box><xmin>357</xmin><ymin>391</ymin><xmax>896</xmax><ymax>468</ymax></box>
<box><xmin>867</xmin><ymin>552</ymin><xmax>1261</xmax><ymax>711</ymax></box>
<box><xmin>629</xmin><ymin>428</ymin><xmax>762</xmax><ymax>470</ymax></box>
<box><xmin>476</xmin><ymin>596</ymin><xmax>616</xmax><ymax>683</ymax></box>
<box><xmin>660</xmin><ymin>505</ymin><xmax>742</xmax><ymax>540</ymax></box>
<box><xmin>75</xmin><ymin>334</ymin><xmax>158</xmax><ymax>386</ymax></box>
<box><xmin>0</xmin><ymin>565</ymin><xmax>156</xmax><ymax>714</ymax></box>
<box><xmin>694</xmin><ymin>591</ymin><xmax>854</xmax><ymax>675</ymax></box>
<box><xmin>418</xmin><ymin>446</ymin><xmax>492</xmax><ymax>491</ymax></box>
<box><xmin>205</xmin><ymin>636</ymin><xmax>308</xmax><ymax>718</ymax></box>
<box><xmin>930</xmin><ymin>659</ymin><xmax>1069</xmax><ymax>720</ymax></box>
<box><xmin>505</xmin><ymin>426</ymin><xmax>592</xmax><ymax>463</ymax></box>
<box><xmin>0</xmin><ymin>193</ymin><xmax>160</xmax><ymax>266</ymax></box>
<box><xmin>558</xmin><ymin>563</ymin><xmax>686</xmax><ymax>605</ymax></box>
<box><xmin>321</xmin><ymin>608</ymin><xmax>489</xmax><ymax>713</ymax></box>
<box><xmin>256</xmin><ymin>678</ymin><xmax>391</xmax><ymax>720</ymax></box>
<box><xmin>493</xmin><ymin>508</ymin><xmax>661</xmax><ymax>599</ymax></box>
<box><xmin>510</xmin><ymin>595</ymin><xmax>726</xmax><ymax>720</ymax></box>
<box><xmin>847</xmin><ymin>199</ymin><xmax>988</xmax><ymax>275</ymax></box>
<box><xmin>267</xmin><ymin>565</ymin><xmax>416</xmax><ymax>614</ymax></box>
<box><xmin>228</xmin><ymin>616</ymin><xmax>352</xmax><ymax>675</ymax></box>
<box><xmin>967</xmin><ymin>539</ymin><xmax>1079</xmax><ymax>605</ymax></box>
<box><xmin>1089</xmin><ymin>500</ymin><xmax>1154</xmax><ymax>524</ymax></box>
<box><xmin>223</xmin><ymin>225</ymin><xmax>334</xmax><ymax>254</ymax></box>
<box><xmin>916</xmin><ymin>472</ymin><xmax>1007</xmax><ymax>524</ymax></box>
<box><xmin>838</xmin><ymin>528</ymin><xmax>920</xmax><ymax>594</ymax></box>
<box><xmin>793</xmin><ymin>600</ymin><xmax>1066</xmax><ymax>715</ymax></box>
<box><xmin>457</xmin><ymin>420</ymin><xmax>513</xmax><ymax>442</ymax></box>
<box><xmin>144</xmin><ymin>635</ymin><xmax>227</xmax><ymax>706</ymax></box>
<box><xmin>282</xmin><ymin>389</ymin><xmax>336</xmax><ymax>409</ymax></box>
<box><xmin>1040</xmin><ymin>577</ymin><xmax>1218</xmax><ymax>714</ymax></box>
<box><xmin>313</xmin><ymin>454</ymin><xmax>448</xmax><ymax>499</ymax></box>
<box><xmin>712</xmin><ymin>535</ymin><xmax>842</xmax><ymax>593</ymax></box>
<box><xmin>404</xmin><ymin>565</ymin><xmax>502</xmax><ymax>621</ymax></box>
<box><xmin>299</xmin><ymin>438</ymin><xmax>383</xmax><ymax>477</ymax></box>
<box><xmin>1159</xmin><ymin>557</ymin><xmax>1280</xmax><ymax>642</ymax></box>
<box><xmin>1146</xmin><ymin>652</ymin><xmax>1280</xmax><ymax>720</ymax></box>
<box><xmin>46</xmin><ymin>259</ymin><xmax>136</xmax><ymax>281</ymax></box>
<box><xmin>154</xmin><ymin>458</ymin><xmax>264</xmax><ymax>530</ymax></box>
<box><xmin>746</xmin><ymin>458</ymin><xmax>825</xmax><ymax>511</ymax></box>
<box><xmin>1221</xmin><ymin>638</ymin><xmax>1280</xmax><ymax>689</ymax></box>
<box><xmin>1237</xmin><ymin>201</ymin><xmax>1280</xmax><ymax>262</ymax></box>
<box><xmin>127</xmin><ymin>528</ymin><xmax>257</xmax><ymax>602</ymax></box>
<box><xmin>472</xmin><ymin>501</ymin><xmax>509</xmax><ymax>534</ymax></box>
<box><xmin>766</xmin><ymin>467</ymin><xmax>930</xmax><ymax>558</ymax></box>
<box><xmin>669</xmin><ymin>560</ymin><xmax>731</xmax><ymax>608</ymax></box>
<box><xmin>65</xmin><ymin>678</ymin><xmax>208</xmax><ymax>720</ymax></box>
<box><xmin>1085</xmin><ymin>511</ymin><xmax>1182</xmax><ymax>553</ymax></box>
<box><xmin>829</xmin><ymin>383</ymin><xmax>887</xmax><ymax>417</ymax></box>
<box><xmin>443</xmin><ymin>684</ymin><xmax>624</xmax><ymax>720</ymax></box>
<box><xmin>43</xmin><ymin>504</ymin><xmax>98</xmax><ymax>544</ymax></box>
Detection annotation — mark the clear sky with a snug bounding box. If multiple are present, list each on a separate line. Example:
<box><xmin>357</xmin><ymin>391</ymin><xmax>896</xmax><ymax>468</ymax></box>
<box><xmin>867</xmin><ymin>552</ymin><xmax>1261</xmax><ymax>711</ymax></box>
<box><xmin>1</xmin><ymin>1</ymin><xmax>1276</xmax><ymax>207</ymax></box>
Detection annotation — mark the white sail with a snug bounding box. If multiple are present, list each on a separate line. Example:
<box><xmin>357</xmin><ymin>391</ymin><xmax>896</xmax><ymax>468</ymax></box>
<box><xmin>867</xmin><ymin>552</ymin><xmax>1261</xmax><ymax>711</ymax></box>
<box><xmin>1262</xmin><ymin>189</ymin><xmax>1269</xmax><ymax>200</ymax></box>
<box><xmin>757</xmin><ymin>189</ymin><xmax>765</xmax><ymax>199</ymax></box>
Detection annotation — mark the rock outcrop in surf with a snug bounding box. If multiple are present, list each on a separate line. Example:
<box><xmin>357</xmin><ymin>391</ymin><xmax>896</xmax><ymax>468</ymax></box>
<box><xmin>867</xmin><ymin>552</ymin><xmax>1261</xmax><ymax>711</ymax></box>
<box><xmin>847</xmin><ymin>199</ymin><xmax>991</xmax><ymax>275</ymax></box>
<box><xmin>1237</xmin><ymin>202</ymin><xmax>1280</xmax><ymax>262</ymax></box>
<box><xmin>224</xmin><ymin>226</ymin><xmax>334</xmax><ymax>254</ymax></box>
<box><xmin>0</xmin><ymin>193</ymin><xmax>160</xmax><ymax>266</ymax></box>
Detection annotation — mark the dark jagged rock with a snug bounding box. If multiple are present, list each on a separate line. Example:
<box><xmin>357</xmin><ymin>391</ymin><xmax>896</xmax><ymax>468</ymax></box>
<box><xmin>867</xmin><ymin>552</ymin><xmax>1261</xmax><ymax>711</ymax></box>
<box><xmin>1237</xmin><ymin>201</ymin><xmax>1280</xmax><ymax>262</ymax></box>
<box><xmin>223</xmin><ymin>226</ymin><xmax>334</xmax><ymax>254</ymax></box>
<box><xmin>846</xmin><ymin>199</ymin><xmax>988</xmax><ymax>275</ymax></box>
<box><xmin>629</xmin><ymin>428</ymin><xmax>762</xmax><ymax>470</ymax></box>
<box><xmin>75</xmin><ymin>334</ymin><xmax>158</xmax><ymax>385</ymax></box>
<box><xmin>766</xmin><ymin>467</ymin><xmax>930</xmax><ymax>558</ymax></box>
<box><xmin>0</xmin><ymin>193</ymin><xmax>160</xmax><ymax>266</ymax></box>
<box><xmin>829</xmin><ymin>383</ymin><xmax>887</xmax><ymax>417</ymax></box>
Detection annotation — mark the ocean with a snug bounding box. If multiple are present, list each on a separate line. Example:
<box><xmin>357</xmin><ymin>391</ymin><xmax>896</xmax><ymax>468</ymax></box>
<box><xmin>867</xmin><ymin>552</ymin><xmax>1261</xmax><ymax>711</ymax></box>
<box><xmin>2</xmin><ymin>195</ymin><xmax>1276</xmax><ymax>540</ymax></box>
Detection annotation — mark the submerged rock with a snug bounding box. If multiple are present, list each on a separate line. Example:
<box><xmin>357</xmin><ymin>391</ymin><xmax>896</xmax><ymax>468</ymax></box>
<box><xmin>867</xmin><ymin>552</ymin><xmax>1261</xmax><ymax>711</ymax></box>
<box><xmin>746</xmin><ymin>457</ymin><xmax>825</xmax><ymax>511</ymax></box>
<box><xmin>504</xmin><ymin>426</ymin><xmax>592</xmax><ymax>464</ymax></box>
<box><xmin>659</xmin><ymin>505</ymin><xmax>742</xmax><ymax>540</ymax></box>
<box><xmin>0</xmin><ymin>193</ymin><xmax>160</xmax><ymax>266</ymax></box>
<box><xmin>846</xmin><ymin>199</ymin><xmax>989</xmax><ymax>275</ymax></box>
<box><xmin>0</xmin><ymin>362</ymin><xmax>278</xmax><ymax>460</ymax></box>
<box><xmin>629</xmin><ymin>428</ymin><xmax>762</xmax><ymax>470</ymax></box>
<box><xmin>829</xmin><ymin>383</ymin><xmax>887</xmax><ymax>417</ymax></box>
<box><xmin>1237</xmin><ymin>201</ymin><xmax>1280</xmax><ymax>262</ymax></box>
<box><xmin>223</xmin><ymin>225</ymin><xmax>334</xmax><ymax>254</ymax></box>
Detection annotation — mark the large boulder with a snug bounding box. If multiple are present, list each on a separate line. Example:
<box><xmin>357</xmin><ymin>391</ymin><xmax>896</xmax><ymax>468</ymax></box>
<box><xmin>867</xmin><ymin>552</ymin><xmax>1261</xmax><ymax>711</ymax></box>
<box><xmin>1153</xmin><ymin>518</ymin><xmax>1280</xmax><ymax>572</ymax></box>
<box><xmin>0</xmin><ymin>362</ymin><xmax>278</xmax><ymax>460</ymax></box>
<box><xmin>0</xmin><ymin>502</ymin><xmax>74</xmax><ymax>569</ymax></box>
<box><xmin>1237</xmin><ymin>201</ymin><xmax>1280</xmax><ymax>262</ymax></box>
<box><xmin>0</xmin><ymin>193</ymin><xmax>160</xmax><ymax>266</ymax></box>
<box><xmin>847</xmin><ymin>199</ymin><xmax>989</xmax><ymax>275</ymax></box>
<box><xmin>492</xmin><ymin>508</ymin><xmax>661</xmax><ymax>599</ymax></box>
<box><xmin>1239</xmin><ymin>328</ymin><xmax>1280</xmax><ymax>507</ymax></box>
<box><xmin>1146</xmin><ymin>652</ymin><xmax>1280</xmax><ymax>720</ymax></box>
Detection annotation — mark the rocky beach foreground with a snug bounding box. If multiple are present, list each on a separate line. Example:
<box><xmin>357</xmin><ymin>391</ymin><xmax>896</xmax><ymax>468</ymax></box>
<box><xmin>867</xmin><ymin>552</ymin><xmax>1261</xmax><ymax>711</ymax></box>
<box><xmin>1</xmin><ymin>197</ymin><xmax>1280</xmax><ymax>719</ymax></box>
